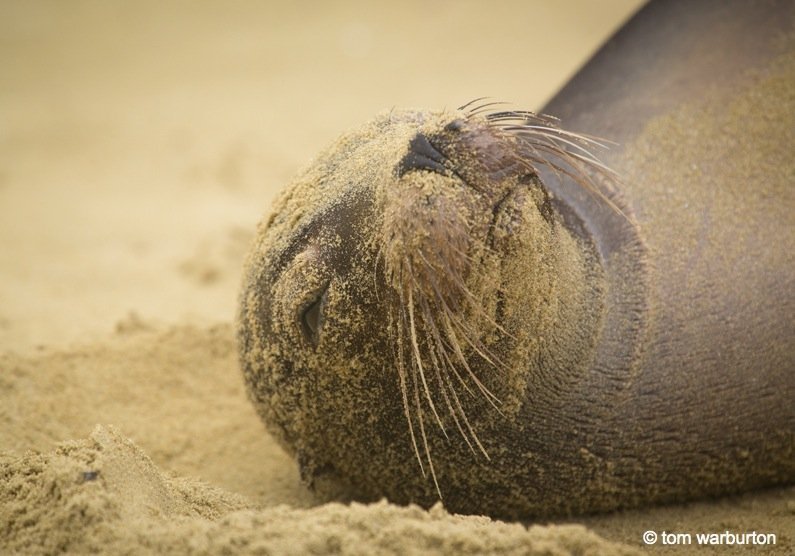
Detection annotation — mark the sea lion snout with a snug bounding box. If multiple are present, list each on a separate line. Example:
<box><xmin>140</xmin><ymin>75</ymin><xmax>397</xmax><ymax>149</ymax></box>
<box><xmin>397</xmin><ymin>116</ymin><xmax>535</xmax><ymax>197</ymax></box>
<box><xmin>381</xmin><ymin>114</ymin><xmax>540</xmax><ymax>363</ymax></box>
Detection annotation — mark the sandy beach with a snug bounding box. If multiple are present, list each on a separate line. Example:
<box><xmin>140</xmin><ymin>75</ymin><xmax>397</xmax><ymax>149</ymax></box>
<box><xmin>2</xmin><ymin>2</ymin><xmax>793</xmax><ymax>554</ymax></box>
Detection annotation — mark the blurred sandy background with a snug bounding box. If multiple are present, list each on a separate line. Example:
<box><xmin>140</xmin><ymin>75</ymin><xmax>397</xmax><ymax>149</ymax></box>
<box><xmin>0</xmin><ymin>0</ymin><xmax>642</xmax><ymax>353</ymax></box>
<box><xmin>3</xmin><ymin>2</ymin><xmax>793</xmax><ymax>554</ymax></box>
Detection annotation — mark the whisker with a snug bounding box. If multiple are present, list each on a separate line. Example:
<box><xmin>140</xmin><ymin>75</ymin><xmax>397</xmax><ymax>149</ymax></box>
<box><xmin>411</xmin><ymin>245</ymin><xmax>515</xmax><ymax>347</ymax></box>
<box><xmin>511</xmin><ymin>126</ymin><xmax>613</xmax><ymax>158</ymax></box>
<box><xmin>414</xmin><ymin>372</ymin><xmax>442</xmax><ymax>499</ymax></box>
<box><xmin>440</xmin><ymin>309</ymin><xmax>504</xmax><ymax>412</ymax></box>
<box><xmin>444</xmin><ymin>369</ymin><xmax>490</xmax><ymax>459</ymax></box>
<box><xmin>438</xmin><ymin>366</ymin><xmax>477</xmax><ymax>456</ymax></box>
<box><xmin>442</xmin><ymin>304</ymin><xmax>512</xmax><ymax>376</ymax></box>
<box><xmin>418</xmin><ymin>294</ymin><xmax>460</xmax><ymax>440</ymax></box>
<box><xmin>495</xmin><ymin>118</ymin><xmax>617</xmax><ymax>147</ymax></box>
<box><xmin>458</xmin><ymin>96</ymin><xmax>491</xmax><ymax>112</ymax></box>
<box><xmin>476</xmin><ymin>107</ymin><xmax>626</xmax><ymax>220</ymax></box>
<box><xmin>407</xmin><ymin>286</ymin><xmax>448</xmax><ymax>438</ymax></box>
<box><xmin>507</xmin><ymin>140</ymin><xmax>627</xmax><ymax>218</ymax></box>
<box><xmin>467</xmin><ymin>101</ymin><xmax>511</xmax><ymax>117</ymax></box>
<box><xmin>426</xmin><ymin>330</ymin><xmax>477</xmax><ymax>457</ymax></box>
<box><xmin>395</xmin><ymin>293</ymin><xmax>425</xmax><ymax>477</ymax></box>
<box><xmin>419</xmin><ymin>288</ymin><xmax>492</xmax><ymax>460</ymax></box>
<box><xmin>436</xmin><ymin>335</ymin><xmax>477</xmax><ymax>398</ymax></box>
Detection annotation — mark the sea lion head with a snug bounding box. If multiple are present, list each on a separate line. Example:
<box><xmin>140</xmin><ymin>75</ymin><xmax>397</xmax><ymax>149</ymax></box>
<box><xmin>238</xmin><ymin>104</ymin><xmax>608</xmax><ymax>504</ymax></box>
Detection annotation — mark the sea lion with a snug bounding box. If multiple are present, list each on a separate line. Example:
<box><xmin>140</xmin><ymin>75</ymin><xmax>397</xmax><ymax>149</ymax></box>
<box><xmin>238</xmin><ymin>0</ymin><xmax>795</xmax><ymax>519</ymax></box>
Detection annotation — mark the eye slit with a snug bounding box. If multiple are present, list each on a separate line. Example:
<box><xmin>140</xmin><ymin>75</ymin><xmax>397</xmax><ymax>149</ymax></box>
<box><xmin>300</xmin><ymin>286</ymin><xmax>328</xmax><ymax>347</ymax></box>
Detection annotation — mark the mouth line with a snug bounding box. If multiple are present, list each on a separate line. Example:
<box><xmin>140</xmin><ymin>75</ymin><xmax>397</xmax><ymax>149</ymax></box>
<box><xmin>488</xmin><ymin>184</ymin><xmax>522</xmax><ymax>237</ymax></box>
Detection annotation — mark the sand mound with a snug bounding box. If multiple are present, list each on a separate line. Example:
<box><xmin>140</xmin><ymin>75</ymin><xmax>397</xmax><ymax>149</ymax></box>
<box><xmin>2</xmin><ymin>426</ymin><xmax>634</xmax><ymax>555</ymax></box>
<box><xmin>2</xmin><ymin>325</ymin><xmax>793</xmax><ymax>554</ymax></box>
<box><xmin>0</xmin><ymin>324</ymin><xmax>312</xmax><ymax>507</ymax></box>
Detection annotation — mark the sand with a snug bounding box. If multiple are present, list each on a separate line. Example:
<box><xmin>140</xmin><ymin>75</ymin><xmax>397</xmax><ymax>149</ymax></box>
<box><xmin>2</xmin><ymin>2</ymin><xmax>793</xmax><ymax>554</ymax></box>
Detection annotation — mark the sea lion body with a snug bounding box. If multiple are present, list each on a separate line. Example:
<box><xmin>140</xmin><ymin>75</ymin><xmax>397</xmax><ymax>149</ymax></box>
<box><xmin>238</xmin><ymin>1</ymin><xmax>794</xmax><ymax>518</ymax></box>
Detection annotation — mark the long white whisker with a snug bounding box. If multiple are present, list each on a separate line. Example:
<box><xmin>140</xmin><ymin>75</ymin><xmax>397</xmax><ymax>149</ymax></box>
<box><xmin>395</xmin><ymin>292</ymin><xmax>425</xmax><ymax>477</ymax></box>
<box><xmin>414</xmin><ymin>371</ymin><xmax>442</xmax><ymax>499</ymax></box>
<box><xmin>407</xmin><ymin>287</ymin><xmax>448</xmax><ymax>437</ymax></box>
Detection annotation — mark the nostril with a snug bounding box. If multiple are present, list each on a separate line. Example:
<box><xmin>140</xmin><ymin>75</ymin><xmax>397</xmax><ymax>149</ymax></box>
<box><xmin>444</xmin><ymin>119</ymin><xmax>465</xmax><ymax>133</ymax></box>
<box><xmin>396</xmin><ymin>132</ymin><xmax>449</xmax><ymax>178</ymax></box>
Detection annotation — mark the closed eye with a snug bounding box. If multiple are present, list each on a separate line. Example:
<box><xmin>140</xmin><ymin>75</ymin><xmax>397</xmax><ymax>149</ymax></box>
<box><xmin>300</xmin><ymin>285</ymin><xmax>328</xmax><ymax>347</ymax></box>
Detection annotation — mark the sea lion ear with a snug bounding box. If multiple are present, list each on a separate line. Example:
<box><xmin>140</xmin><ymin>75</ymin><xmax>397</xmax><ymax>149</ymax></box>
<box><xmin>395</xmin><ymin>132</ymin><xmax>449</xmax><ymax>178</ymax></box>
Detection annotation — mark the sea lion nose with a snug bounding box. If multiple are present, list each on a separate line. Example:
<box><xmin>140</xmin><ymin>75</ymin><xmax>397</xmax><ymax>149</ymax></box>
<box><xmin>443</xmin><ymin>118</ymin><xmax>466</xmax><ymax>133</ymax></box>
<box><xmin>395</xmin><ymin>132</ymin><xmax>449</xmax><ymax>178</ymax></box>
